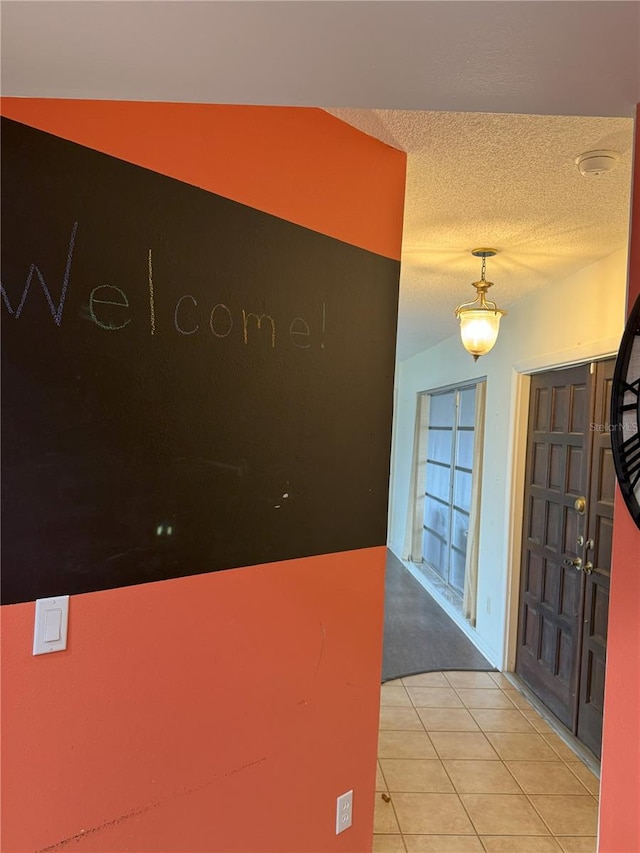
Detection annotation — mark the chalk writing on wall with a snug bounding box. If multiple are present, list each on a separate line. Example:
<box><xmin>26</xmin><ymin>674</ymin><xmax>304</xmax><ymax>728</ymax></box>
<box><xmin>1</xmin><ymin>117</ymin><xmax>400</xmax><ymax>605</ymax></box>
<box><xmin>2</xmin><ymin>226</ymin><xmax>327</xmax><ymax>348</ymax></box>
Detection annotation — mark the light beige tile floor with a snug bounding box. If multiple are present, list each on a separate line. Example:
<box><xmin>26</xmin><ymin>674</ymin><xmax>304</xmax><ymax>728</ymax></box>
<box><xmin>374</xmin><ymin>672</ymin><xmax>600</xmax><ymax>853</ymax></box>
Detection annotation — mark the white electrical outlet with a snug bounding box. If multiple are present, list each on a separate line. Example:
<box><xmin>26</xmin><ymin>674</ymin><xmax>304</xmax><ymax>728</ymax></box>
<box><xmin>336</xmin><ymin>789</ymin><xmax>353</xmax><ymax>834</ymax></box>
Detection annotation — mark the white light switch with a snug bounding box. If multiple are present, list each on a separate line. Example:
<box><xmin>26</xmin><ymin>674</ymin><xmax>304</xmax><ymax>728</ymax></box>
<box><xmin>44</xmin><ymin>608</ymin><xmax>62</xmax><ymax>642</ymax></box>
<box><xmin>33</xmin><ymin>596</ymin><xmax>69</xmax><ymax>655</ymax></box>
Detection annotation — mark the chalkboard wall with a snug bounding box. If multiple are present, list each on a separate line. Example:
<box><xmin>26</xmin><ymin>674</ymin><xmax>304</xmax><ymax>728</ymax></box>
<box><xmin>1</xmin><ymin>118</ymin><xmax>400</xmax><ymax>604</ymax></box>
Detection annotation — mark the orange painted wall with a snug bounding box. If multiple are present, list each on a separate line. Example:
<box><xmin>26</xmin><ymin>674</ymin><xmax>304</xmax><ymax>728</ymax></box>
<box><xmin>0</xmin><ymin>101</ymin><xmax>406</xmax><ymax>852</ymax></box>
<box><xmin>0</xmin><ymin>98</ymin><xmax>405</xmax><ymax>261</ymax></box>
<box><xmin>599</xmin><ymin>105</ymin><xmax>640</xmax><ymax>853</ymax></box>
<box><xmin>2</xmin><ymin>549</ymin><xmax>386</xmax><ymax>853</ymax></box>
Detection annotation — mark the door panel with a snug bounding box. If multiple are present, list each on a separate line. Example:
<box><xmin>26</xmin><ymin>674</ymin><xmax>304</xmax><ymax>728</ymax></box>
<box><xmin>517</xmin><ymin>359</ymin><xmax>615</xmax><ymax>758</ymax></box>
<box><xmin>516</xmin><ymin>365</ymin><xmax>589</xmax><ymax>728</ymax></box>
<box><xmin>577</xmin><ymin>360</ymin><xmax>614</xmax><ymax>757</ymax></box>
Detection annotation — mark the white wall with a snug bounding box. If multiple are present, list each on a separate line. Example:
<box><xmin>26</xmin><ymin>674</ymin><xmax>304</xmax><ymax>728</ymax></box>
<box><xmin>388</xmin><ymin>248</ymin><xmax>629</xmax><ymax>666</ymax></box>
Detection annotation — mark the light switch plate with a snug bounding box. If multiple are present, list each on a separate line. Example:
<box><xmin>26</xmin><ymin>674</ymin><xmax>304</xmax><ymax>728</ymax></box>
<box><xmin>33</xmin><ymin>596</ymin><xmax>69</xmax><ymax>655</ymax></box>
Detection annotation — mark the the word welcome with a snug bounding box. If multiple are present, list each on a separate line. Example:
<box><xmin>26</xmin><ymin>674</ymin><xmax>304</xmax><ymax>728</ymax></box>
<box><xmin>1</xmin><ymin>222</ymin><xmax>327</xmax><ymax>350</ymax></box>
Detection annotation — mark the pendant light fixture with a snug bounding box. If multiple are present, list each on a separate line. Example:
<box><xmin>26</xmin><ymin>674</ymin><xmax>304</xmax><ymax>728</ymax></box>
<box><xmin>455</xmin><ymin>249</ymin><xmax>506</xmax><ymax>360</ymax></box>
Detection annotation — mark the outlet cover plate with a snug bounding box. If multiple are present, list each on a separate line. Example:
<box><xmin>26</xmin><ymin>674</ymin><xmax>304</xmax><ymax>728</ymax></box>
<box><xmin>336</xmin><ymin>789</ymin><xmax>353</xmax><ymax>834</ymax></box>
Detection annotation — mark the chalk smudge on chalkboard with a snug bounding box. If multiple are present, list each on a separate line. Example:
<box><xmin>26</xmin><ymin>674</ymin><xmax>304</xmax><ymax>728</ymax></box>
<box><xmin>181</xmin><ymin>457</ymin><xmax>248</xmax><ymax>477</ymax></box>
<box><xmin>148</xmin><ymin>249</ymin><xmax>156</xmax><ymax>336</ymax></box>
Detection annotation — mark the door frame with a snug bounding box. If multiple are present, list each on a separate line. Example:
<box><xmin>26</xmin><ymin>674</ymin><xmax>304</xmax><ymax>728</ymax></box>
<box><xmin>503</xmin><ymin>337</ymin><xmax>620</xmax><ymax>672</ymax></box>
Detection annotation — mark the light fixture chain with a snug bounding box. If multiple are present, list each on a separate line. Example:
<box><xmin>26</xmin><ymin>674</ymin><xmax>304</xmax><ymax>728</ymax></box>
<box><xmin>456</xmin><ymin>248</ymin><xmax>505</xmax><ymax>360</ymax></box>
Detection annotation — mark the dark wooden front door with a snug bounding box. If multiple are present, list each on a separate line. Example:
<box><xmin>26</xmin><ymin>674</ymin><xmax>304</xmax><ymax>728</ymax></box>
<box><xmin>576</xmin><ymin>360</ymin><xmax>614</xmax><ymax>757</ymax></box>
<box><xmin>516</xmin><ymin>360</ymin><xmax>614</xmax><ymax>757</ymax></box>
<box><xmin>517</xmin><ymin>364</ymin><xmax>590</xmax><ymax>729</ymax></box>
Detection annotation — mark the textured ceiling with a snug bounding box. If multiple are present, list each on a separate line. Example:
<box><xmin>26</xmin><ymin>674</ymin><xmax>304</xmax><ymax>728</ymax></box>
<box><xmin>328</xmin><ymin>109</ymin><xmax>634</xmax><ymax>361</ymax></box>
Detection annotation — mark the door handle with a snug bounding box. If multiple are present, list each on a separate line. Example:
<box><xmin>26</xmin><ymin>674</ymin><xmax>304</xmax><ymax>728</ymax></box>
<box><xmin>563</xmin><ymin>556</ymin><xmax>583</xmax><ymax>570</ymax></box>
<box><xmin>583</xmin><ymin>561</ymin><xmax>594</xmax><ymax>575</ymax></box>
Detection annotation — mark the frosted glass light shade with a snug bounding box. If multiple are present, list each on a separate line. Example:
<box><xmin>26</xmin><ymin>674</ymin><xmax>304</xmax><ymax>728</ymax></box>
<box><xmin>459</xmin><ymin>309</ymin><xmax>502</xmax><ymax>358</ymax></box>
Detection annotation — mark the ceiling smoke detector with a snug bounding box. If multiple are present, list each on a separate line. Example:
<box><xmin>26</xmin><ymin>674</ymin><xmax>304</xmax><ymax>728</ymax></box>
<box><xmin>575</xmin><ymin>149</ymin><xmax>620</xmax><ymax>177</ymax></box>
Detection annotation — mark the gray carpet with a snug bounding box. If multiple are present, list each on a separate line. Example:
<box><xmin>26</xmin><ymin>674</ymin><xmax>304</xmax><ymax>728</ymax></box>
<box><xmin>382</xmin><ymin>550</ymin><xmax>494</xmax><ymax>682</ymax></box>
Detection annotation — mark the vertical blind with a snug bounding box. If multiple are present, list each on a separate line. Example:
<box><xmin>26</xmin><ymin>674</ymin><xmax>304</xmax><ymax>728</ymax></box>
<box><xmin>404</xmin><ymin>381</ymin><xmax>486</xmax><ymax>625</ymax></box>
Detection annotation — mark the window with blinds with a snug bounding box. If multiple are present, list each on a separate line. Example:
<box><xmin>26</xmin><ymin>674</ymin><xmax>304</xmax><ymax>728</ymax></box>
<box><xmin>422</xmin><ymin>385</ymin><xmax>477</xmax><ymax>596</ymax></box>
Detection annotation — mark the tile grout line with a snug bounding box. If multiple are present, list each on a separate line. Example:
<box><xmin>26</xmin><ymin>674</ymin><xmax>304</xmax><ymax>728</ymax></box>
<box><xmin>506</xmin><ymin>677</ymin><xmax>602</xmax><ymax>781</ymax></box>
<box><xmin>521</xmin><ymin>788</ymin><xmax>574</xmax><ymax>842</ymax></box>
<box><xmin>375</xmin><ymin>756</ymin><xmax>406</xmax><ymax>850</ymax></box>
<box><xmin>521</xmin><ymin>785</ymin><xmax>599</xmax><ymax>843</ymax></box>
<box><xmin>377</xmin><ymin>675</ymin><xmax>599</xmax><ymax>852</ymax></box>
<box><xmin>377</xmin><ymin>681</ymin><xmax>415</xmax><ymax>853</ymax></box>
<box><xmin>564</xmin><ymin>761</ymin><xmax>600</xmax><ymax>795</ymax></box>
<box><xmin>391</xmin><ymin>679</ymin><xmax>530</xmax><ymax>849</ymax></box>
<box><xmin>380</xmin><ymin>678</ymin><xmax>486</xmax><ymax>850</ymax></box>
<box><xmin>496</xmin><ymin>753</ymin><xmax>566</xmax><ymax>844</ymax></box>
<box><xmin>477</xmin><ymin>710</ymin><xmax>598</xmax><ymax>846</ymax></box>
<box><xmin>435</xmin><ymin>747</ymin><xmax>488</xmax><ymax>850</ymax></box>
